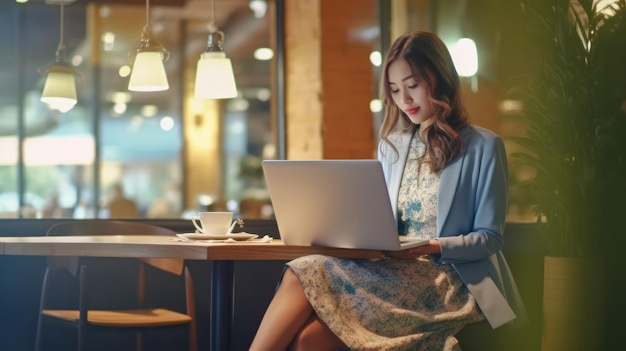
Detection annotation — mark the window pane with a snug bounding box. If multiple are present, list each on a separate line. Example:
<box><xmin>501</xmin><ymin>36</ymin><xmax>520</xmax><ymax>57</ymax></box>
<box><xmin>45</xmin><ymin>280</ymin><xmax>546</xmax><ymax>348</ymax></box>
<box><xmin>1</xmin><ymin>1</ymin><xmax>276</xmax><ymax>220</ymax></box>
<box><xmin>0</xmin><ymin>7</ymin><xmax>19</xmax><ymax>217</ymax></box>
<box><xmin>19</xmin><ymin>4</ymin><xmax>94</xmax><ymax>219</ymax></box>
<box><xmin>96</xmin><ymin>5</ymin><xmax>183</xmax><ymax>218</ymax></box>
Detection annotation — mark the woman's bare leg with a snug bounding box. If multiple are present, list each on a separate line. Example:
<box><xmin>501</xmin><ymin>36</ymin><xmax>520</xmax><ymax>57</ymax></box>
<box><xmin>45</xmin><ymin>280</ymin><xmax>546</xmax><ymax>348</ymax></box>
<box><xmin>288</xmin><ymin>314</ymin><xmax>347</xmax><ymax>351</ymax></box>
<box><xmin>249</xmin><ymin>268</ymin><xmax>315</xmax><ymax>351</ymax></box>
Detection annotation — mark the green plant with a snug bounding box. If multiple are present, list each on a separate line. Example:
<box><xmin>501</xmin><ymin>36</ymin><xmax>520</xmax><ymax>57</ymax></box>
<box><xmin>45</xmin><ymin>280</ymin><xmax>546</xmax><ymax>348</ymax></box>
<box><xmin>511</xmin><ymin>0</ymin><xmax>626</xmax><ymax>257</ymax></box>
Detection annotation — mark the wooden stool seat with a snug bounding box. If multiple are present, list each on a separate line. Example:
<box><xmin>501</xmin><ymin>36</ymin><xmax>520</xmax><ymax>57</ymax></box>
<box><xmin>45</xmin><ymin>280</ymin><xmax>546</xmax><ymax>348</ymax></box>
<box><xmin>42</xmin><ymin>308</ymin><xmax>192</xmax><ymax>327</ymax></box>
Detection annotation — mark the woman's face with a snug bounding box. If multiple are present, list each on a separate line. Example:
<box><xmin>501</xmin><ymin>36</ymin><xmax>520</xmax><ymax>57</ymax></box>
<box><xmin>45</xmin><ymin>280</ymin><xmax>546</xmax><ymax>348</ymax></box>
<box><xmin>387</xmin><ymin>58</ymin><xmax>435</xmax><ymax>127</ymax></box>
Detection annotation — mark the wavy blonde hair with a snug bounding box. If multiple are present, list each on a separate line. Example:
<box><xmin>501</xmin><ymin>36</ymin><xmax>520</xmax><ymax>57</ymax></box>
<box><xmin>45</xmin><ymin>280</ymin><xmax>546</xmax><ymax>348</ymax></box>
<box><xmin>379</xmin><ymin>31</ymin><xmax>469</xmax><ymax>173</ymax></box>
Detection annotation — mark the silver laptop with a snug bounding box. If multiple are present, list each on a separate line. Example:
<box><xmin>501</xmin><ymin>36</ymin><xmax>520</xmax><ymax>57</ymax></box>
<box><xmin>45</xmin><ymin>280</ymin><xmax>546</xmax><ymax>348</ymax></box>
<box><xmin>262</xmin><ymin>160</ymin><xmax>429</xmax><ymax>251</ymax></box>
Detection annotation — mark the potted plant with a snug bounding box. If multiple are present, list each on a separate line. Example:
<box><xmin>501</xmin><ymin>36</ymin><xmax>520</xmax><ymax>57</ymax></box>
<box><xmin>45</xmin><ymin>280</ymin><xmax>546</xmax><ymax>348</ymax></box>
<box><xmin>510</xmin><ymin>0</ymin><xmax>625</xmax><ymax>349</ymax></box>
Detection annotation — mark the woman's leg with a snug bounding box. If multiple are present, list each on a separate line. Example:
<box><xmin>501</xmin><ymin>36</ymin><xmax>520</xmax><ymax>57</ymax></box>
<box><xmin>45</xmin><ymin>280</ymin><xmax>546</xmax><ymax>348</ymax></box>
<box><xmin>288</xmin><ymin>314</ymin><xmax>347</xmax><ymax>351</ymax></box>
<box><xmin>249</xmin><ymin>268</ymin><xmax>315</xmax><ymax>351</ymax></box>
<box><xmin>250</xmin><ymin>267</ymin><xmax>347</xmax><ymax>351</ymax></box>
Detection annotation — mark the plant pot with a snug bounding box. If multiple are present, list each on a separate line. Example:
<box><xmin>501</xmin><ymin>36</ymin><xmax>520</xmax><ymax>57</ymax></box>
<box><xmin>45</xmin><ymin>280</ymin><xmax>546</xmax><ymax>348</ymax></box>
<box><xmin>541</xmin><ymin>256</ymin><xmax>603</xmax><ymax>351</ymax></box>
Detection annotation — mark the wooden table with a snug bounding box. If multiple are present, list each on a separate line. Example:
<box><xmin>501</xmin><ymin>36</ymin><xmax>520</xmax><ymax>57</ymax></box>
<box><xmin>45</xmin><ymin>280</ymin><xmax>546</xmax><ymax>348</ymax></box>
<box><xmin>0</xmin><ymin>235</ymin><xmax>383</xmax><ymax>351</ymax></box>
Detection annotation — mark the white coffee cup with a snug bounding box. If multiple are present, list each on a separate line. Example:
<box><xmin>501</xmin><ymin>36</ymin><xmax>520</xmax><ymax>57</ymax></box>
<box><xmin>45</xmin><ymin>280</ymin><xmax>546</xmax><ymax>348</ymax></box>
<box><xmin>191</xmin><ymin>212</ymin><xmax>234</xmax><ymax>234</ymax></box>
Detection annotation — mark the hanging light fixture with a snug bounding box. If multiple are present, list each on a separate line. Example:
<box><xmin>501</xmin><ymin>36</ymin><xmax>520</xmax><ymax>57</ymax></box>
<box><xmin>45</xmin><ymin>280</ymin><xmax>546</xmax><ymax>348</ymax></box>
<box><xmin>40</xmin><ymin>0</ymin><xmax>80</xmax><ymax>113</ymax></box>
<box><xmin>194</xmin><ymin>0</ymin><xmax>238</xmax><ymax>99</ymax></box>
<box><xmin>128</xmin><ymin>0</ymin><xmax>169</xmax><ymax>92</ymax></box>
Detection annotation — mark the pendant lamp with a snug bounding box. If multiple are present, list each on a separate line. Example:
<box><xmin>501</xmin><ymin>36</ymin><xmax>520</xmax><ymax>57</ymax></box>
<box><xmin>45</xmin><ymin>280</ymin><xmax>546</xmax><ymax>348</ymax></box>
<box><xmin>40</xmin><ymin>0</ymin><xmax>79</xmax><ymax>113</ymax></box>
<box><xmin>128</xmin><ymin>0</ymin><xmax>169</xmax><ymax>92</ymax></box>
<box><xmin>194</xmin><ymin>0</ymin><xmax>238</xmax><ymax>99</ymax></box>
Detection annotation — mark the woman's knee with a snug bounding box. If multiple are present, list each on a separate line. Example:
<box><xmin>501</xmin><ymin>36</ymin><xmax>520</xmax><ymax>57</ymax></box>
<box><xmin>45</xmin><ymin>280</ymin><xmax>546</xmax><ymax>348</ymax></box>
<box><xmin>289</xmin><ymin>316</ymin><xmax>345</xmax><ymax>351</ymax></box>
<box><xmin>289</xmin><ymin>327</ymin><xmax>319</xmax><ymax>351</ymax></box>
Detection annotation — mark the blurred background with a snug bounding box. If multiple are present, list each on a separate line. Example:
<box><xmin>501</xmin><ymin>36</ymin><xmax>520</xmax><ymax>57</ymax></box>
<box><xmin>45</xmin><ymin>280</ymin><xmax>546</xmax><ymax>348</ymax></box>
<box><xmin>1</xmin><ymin>0</ymin><xmax>275</xmax><ymax>219</ymax></box>
<box><xmin>0</xmin><ymin>0</ymin><xmax>581</xmax><ymax>221</ymax></box>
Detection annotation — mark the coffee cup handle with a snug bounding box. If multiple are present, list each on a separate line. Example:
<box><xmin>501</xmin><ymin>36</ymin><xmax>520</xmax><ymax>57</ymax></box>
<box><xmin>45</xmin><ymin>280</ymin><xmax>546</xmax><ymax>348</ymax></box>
<box><xmin>191</xmin><ymin>216</ymin><xmax>205</xmax><ymax>233</ymax></box>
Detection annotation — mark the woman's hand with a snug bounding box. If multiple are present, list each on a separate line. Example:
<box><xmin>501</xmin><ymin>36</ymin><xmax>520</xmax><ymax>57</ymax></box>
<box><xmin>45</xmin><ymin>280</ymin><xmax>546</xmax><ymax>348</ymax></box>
<box><xmin>382</xmin><ymin>240</ymin><xmax>441</xmax><ymax>259</ymax></box>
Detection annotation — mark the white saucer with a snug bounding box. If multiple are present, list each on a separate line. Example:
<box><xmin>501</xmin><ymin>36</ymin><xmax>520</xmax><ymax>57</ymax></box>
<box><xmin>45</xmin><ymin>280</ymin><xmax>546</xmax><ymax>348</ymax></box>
<box><xmin>176</xmin><ymin>233</ymin><xmax>259</xmax><ymax>241</ymax></box>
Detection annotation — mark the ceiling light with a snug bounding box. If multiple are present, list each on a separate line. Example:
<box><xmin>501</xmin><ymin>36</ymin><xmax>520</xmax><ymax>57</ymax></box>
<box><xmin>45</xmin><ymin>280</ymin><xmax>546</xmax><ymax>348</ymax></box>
<box><xmin>194</xmin><ymin>0</ymin><xmax>238</xmax><ymax>99</ymax></box>
<box><xmin>101</xmin><ymin>31</ymin><xmax>115</xmax><ymax>51</ymax></box>
<box><xmin>369</xmin><ymin>99</ymin><xmax>383</xmax><ymax>113</ymax></box>
<box><xmin>498</xmin><ymin>99</ymin><xmax>524</xmax><ymax>113</ymax></box>
<box><xmin>141</xmin><ymin>104</ymin><xmax>158</xmax><ymax>117</ymax></box>
<box><xmin>160</xmin><ymin>116</ymin><xmax>175</xmax><ymax>131</ymax></box>
<box><xmin>71</xmin><ymin>54</ymin><xmax>83</xmax><ymax>66</ymax></box>
<box><xmin>109</xmin><ymin>91</ymin><xmax>132</xmax><ymax>104</ymax></box>
<box><xmin>112</xmin><ymin>102</ymin><xmax>127</xmax><ymax>115</ymax></box>
<box><xmin>39</xmin><ymin>0</ymin><xmax>80</xmax><ymax>113</ymax></box>
<box><xmin>450</xmin><ymin>38</ymin><xmax>478</xmax><ymax>77</ymax></box>
<box><xmin>256</xmin><ymin>88</ymin><xmax>271</xmax><ymax>101</ymax></box>
<box><xmin>253</xmin><ymin>47</ymin><xmax>274</xmax><ymax>61</ymax></box>
<box><xmin>118</xmin><ymin>65</ymin><xmax>131</xmax><ymax>78</ymax></box>
<box><xmin>369</xmin><ymin>51</ymin><xmax>382</xmax><ymax>67</ymax></box>
<box><xmin>249</xmin><ymin>0</ymin><xmax>268</xmax><ymax>18</ymax></box>
<box><xmin>128</xmin><ymin>0</ymin><xmax>169</xmax><ymax>92</ymax></box>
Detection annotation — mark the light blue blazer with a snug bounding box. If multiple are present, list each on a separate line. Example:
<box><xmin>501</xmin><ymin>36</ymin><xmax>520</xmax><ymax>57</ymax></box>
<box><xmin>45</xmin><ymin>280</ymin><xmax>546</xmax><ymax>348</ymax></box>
<box><xmin>378</xmin><ymin>125</ymin><xmax>528</xmax><ymax>329</ymax></box>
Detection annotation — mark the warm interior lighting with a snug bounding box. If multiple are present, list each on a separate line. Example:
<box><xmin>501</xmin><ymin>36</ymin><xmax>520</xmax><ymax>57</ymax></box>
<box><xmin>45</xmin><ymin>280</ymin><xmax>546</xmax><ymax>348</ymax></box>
<box><xmin>128</xmin><ymin>51</ymin><xmax>169</xmax><ymax>91</ymax></box>
<box><xmin>450</xmin><ymin>38</ymin><xmax>478</xmax><ymax>77</ymax></box>
<box><xmin>249</xmin><ymin>0</ymin><xmax>268</xmax><ymax>18</ymax></box>
<box><xmin>253</xmin><ymin>47</ymin><xmax>274</xmax><ymax>61</ymax></box>
<box><xmin>195</xmin><ymin>50</ymin><xmax>237</xmax><ymax>99</ymax></box>
<box><xmin>41</xmin><ymin>67</ymin><xmax>77</xmax><ymax>113</ymax></box>
<box><xmin>369</xmin><ymin>51</ymin><xmax>382</xmax><ymax>67</ymax></box>
<box><xmin>194</xmin><ymin>0</ymin><xmax>238</xmax><ymax>99</ymax></box>
<box><xmin>40</xmin><ymin>0</ymin><xmax>79</xmax><ymax>113</ymax></box>
<box><xmin>369</xmin><ymin>99</ymin><xmax>383</xmax><ymax>113</ymax></box>
<box><xmin>128</xmin><ymin>0</ymin><xmax>169</xmax><ymax>92</ymax></box>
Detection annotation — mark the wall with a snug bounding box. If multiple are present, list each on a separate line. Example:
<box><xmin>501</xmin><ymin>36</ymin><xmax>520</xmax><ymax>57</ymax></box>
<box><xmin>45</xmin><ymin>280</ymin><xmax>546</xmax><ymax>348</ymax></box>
<box><xmin>284</xmin><ymin>0</ymin><xmax>377</xmax><ymax>160</ymax></box>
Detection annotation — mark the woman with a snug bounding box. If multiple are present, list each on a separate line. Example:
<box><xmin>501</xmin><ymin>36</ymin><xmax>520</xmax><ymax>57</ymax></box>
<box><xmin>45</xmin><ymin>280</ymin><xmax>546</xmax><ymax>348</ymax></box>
<box><xmin>249</xmin><ymin>31</ymin><xmax>526</xmax><ymax>351</ymax></box>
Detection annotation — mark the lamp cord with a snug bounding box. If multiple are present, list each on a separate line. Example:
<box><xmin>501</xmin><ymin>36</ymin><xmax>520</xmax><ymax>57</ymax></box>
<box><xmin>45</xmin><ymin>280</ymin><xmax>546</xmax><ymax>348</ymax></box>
<box><xmin>145</xmin><ymin>0</ymin><xmax>150</xmax><ymax>30</ymax></box>
<box><xmin>57</xmin><ymin>0</ymin><xmax>65</xmax><ymax>52</ymax></box>
<box><xmin>209</xmin><ymin>0</ymin><xmax>217</xmax><ymax>32</ymax></box>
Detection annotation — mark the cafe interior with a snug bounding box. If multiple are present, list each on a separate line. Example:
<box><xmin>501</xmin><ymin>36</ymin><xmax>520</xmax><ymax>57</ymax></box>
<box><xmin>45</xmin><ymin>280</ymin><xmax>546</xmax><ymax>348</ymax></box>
<box><xmin>1</xmin><ymin>0</ymin><xmax>624</xmax><ymax>350</ymax></box>
<box><xmin>0</xmin><ymin>0</ymin><xmax>540</xmax><ymax>222</ymax></box>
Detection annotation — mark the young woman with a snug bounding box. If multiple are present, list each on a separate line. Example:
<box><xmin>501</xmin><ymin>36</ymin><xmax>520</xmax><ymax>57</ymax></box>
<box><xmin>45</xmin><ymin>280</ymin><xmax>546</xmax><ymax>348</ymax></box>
<box><xmin>249</xmin><ymin>31</ymin><xmax>527</xmax><ymax>351</ymax></box>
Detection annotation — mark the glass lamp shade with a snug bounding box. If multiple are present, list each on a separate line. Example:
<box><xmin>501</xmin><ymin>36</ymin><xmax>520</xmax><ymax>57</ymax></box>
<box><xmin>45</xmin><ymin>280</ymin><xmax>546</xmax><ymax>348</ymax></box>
<box><xmin>194</xmin><ymin>52</ymin><xmax>237</xmax><ymax>99</ymax></box>
<box><xmin>40</xmin><ymin>67</ymin><xmax>77</xmax><ymax>113</ymax></box>
<box><xmin>128</xmin><ymin>51</ymin><xmax>169</xmax><ymax>92</ymax></box>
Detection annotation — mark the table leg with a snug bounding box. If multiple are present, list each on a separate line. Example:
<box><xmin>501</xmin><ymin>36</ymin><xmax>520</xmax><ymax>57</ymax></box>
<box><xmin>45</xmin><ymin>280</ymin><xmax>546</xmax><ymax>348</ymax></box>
<box><xmin>210</xmin><ymin>260</ymin><xmax>234</xmax><ymax>351</ymax></box>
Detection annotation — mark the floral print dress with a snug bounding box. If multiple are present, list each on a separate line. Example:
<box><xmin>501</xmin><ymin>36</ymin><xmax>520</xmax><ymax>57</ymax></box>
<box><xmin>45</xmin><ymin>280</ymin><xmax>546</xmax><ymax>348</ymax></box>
<box><xmin>286</xmin><ymin>135</ymin><xmax>484</xmax><ymax>351</ymax></box>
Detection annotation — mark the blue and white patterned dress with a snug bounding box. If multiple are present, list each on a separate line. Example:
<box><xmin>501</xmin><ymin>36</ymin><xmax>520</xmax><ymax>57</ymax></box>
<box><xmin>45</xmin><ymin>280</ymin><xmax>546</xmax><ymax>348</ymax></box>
<box><xmin>287</xmin><ymin>135</ymin><xmax>484</xmax><ymax>351</ymax></box>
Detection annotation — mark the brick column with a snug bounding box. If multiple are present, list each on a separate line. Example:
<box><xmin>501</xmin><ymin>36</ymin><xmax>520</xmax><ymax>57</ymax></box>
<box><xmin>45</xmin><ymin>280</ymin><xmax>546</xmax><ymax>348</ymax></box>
<box><xmin>284</xmin><ymin>0</ymin><xmax>377</xmax><ymax>159</ymax></box>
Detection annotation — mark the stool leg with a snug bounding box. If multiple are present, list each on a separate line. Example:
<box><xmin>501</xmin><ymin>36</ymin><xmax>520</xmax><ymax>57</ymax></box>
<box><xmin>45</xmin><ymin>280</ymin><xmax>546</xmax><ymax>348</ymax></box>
<box><xmin>35</xmin><ymin>268</ymin><xmax>51</xmax><ymax>351</ymax></box>
<box><xmin>78</xmin><ymin>265</ymin><xmax>88</xmax><ymax>351</ymax></box>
